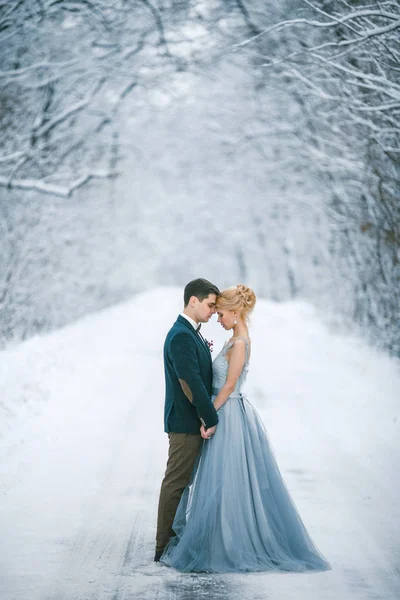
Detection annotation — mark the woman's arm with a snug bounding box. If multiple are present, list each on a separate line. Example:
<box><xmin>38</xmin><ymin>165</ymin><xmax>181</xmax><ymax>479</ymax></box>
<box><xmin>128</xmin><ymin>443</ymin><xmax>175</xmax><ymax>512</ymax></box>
<box><xmin>213</xmin><ymin>339</ymin><xmax>246</xmax><ymax>411</ymax></box>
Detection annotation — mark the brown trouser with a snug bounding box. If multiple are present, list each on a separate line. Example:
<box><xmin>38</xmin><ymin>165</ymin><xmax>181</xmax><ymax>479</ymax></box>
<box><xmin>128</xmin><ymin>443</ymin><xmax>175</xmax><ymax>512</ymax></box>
<box><xmin>155</xmin><ymin>432</ymin><xmax>203</xmax><ymax>553</ymax></box>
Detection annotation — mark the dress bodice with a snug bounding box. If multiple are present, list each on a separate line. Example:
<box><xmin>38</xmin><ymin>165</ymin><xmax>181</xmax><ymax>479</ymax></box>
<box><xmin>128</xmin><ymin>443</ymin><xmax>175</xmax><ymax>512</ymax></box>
<box><xmin>212</xmin><ymin>336</ymin><xmax>250</xmax><ymax>397</ymax></box>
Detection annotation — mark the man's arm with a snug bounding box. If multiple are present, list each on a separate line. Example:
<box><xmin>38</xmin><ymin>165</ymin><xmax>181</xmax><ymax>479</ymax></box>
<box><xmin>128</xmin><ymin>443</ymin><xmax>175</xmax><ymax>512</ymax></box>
<box><xmin>169</xmin><ymin>332</ymin><xmax>218</xmax><ymax>430</ymax></box>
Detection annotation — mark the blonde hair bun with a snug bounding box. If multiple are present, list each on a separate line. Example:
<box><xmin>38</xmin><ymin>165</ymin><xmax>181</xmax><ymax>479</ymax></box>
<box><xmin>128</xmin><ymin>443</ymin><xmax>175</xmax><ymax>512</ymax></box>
<box><xmin>236</xmin><ymin>284</ymin><xmax>256</xmax><ymax>311</ymax></box>
<box><xmin>216</xmin><ymin>284</ymin><xmax>256</xmax><ymax>321</ymax></box>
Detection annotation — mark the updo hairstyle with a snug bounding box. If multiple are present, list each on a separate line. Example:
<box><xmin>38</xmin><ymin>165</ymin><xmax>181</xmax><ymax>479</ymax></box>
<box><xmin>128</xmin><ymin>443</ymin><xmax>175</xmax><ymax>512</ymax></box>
<box><xmin>216</xmin><ymin>284</ymin><xmax>256</xmax><ymax>322</ymax></box>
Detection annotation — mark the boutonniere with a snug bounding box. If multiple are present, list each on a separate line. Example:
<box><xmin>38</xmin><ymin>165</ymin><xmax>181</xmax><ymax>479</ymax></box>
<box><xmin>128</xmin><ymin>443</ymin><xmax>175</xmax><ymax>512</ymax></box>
<box><xmin>204</xmin><ymin>339</ymin><xmax>213</xmax><ymax>352</ymax></box>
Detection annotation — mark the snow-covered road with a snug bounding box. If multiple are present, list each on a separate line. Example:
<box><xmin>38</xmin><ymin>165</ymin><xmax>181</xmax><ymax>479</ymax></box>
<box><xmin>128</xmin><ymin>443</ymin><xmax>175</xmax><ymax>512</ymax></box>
<box><xmin>1</xmin><ymin>288</ymin><xmax>399</xmax><ymax>600</ymax></box>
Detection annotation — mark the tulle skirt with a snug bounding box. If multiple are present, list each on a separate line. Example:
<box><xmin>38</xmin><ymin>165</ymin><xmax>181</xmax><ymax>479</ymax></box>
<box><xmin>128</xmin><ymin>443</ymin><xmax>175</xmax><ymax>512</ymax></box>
<box><xmin>160</xmin><ymin>394</ymin><xmax>332</xmax><ymax>573</ymax></box>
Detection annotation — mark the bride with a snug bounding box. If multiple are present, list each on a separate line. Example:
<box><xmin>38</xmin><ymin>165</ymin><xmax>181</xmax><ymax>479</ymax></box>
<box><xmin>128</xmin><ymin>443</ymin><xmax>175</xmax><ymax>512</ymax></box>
<box><xmin>160</xmin><ymin>284</ymin><xmax>331</xmax><ymax>573</ymax></box>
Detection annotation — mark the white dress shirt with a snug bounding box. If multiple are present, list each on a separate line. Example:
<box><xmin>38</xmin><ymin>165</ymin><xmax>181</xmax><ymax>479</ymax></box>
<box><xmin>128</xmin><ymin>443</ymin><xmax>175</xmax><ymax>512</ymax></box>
<box><xmin>180</xmin><ymin>312</ymin><xmax>199</xmax><ymax>331</ymax></box>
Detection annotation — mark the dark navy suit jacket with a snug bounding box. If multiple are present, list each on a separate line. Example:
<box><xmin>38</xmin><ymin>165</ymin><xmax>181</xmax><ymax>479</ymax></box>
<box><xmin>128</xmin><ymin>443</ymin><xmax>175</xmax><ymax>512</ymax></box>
<box><xmin>163</xmin><ymin>315</ymin><xmax>219</xmax><ymax>434</ymax></box>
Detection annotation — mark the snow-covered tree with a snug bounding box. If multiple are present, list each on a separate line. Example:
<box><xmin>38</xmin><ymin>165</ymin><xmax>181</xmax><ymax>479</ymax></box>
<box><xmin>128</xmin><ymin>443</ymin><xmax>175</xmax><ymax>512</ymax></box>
<box><xmin>0</xmin><ymin>0</ymin><xmax>214</xmax><ymax>195</ymax></box>
<box><xmin>235</xmin><ymin>0</ymin><xmax>400</xmax><ymax>353</ymax></box>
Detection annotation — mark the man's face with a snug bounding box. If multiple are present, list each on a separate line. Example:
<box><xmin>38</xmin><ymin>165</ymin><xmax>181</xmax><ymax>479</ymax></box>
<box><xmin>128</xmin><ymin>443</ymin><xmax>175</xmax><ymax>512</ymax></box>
<box><xmin>194</xmin><ymin>294</ymin><xmax>217</xmax><ymax>323</ymax></box>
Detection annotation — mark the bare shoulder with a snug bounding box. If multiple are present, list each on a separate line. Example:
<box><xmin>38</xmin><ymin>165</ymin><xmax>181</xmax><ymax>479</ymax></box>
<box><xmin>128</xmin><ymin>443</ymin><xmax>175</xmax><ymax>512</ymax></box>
<box><xmin>231</xmin><ymin>336</ymin><xmax>251</xmax><ymax>346</ymax></box>
<box><xmin>225</xmin><ymin>336</ymin><xmax>251</xmax><ymax>362</ymax></box>
<box><xmin>225</xmin><ymin>337</ymin><xmax>247</xmax><ymax>356</ymax></box>
<box><xmin>232</xmin><ymin>337</ymin><xmax>247</xmax><ymax>347</ymax></box>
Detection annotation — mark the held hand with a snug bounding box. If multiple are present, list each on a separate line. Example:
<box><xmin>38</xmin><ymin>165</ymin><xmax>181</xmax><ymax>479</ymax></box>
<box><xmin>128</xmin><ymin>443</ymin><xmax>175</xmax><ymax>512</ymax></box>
<box><xmin>200</xmin><ymin>425</ymin><xmax>208</xmax><ymax>439</ymax></box>
<box><xmin>200</xmin><ymin>424</ymin><xmax>216</xmax><ymax>439</ymax></box>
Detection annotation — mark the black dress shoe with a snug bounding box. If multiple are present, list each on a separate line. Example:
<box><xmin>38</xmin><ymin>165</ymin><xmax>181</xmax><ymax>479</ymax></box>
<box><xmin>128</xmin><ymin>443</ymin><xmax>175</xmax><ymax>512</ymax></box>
<box><xmin>154</xmin><ymin>550</ymin><xmax>163</xmax><ymax>562</ymax></box>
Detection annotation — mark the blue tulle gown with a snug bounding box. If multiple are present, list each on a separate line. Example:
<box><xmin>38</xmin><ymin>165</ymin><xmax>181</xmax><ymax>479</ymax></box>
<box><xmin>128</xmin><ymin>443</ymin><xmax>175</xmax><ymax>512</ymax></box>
<box><xmin>160</xmin><ymin>337</ymin><xmax>332</xmax><ymax>573</ymax></box>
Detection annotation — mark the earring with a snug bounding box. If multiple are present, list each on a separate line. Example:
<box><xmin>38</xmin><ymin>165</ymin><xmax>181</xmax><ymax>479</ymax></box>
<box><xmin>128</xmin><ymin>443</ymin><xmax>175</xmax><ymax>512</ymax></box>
<box><xmin>233</xmin><ymin>315</ymin><xmax>237</xmax><ymax>325</ymax></box>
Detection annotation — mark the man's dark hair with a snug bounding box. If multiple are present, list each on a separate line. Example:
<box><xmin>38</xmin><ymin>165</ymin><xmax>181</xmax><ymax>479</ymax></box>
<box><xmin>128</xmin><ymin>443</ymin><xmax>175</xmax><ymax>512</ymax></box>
<box><xmin>184</xmin><ymin>278</ymin><xmax>220</xmax><ymax>307</ymax></box>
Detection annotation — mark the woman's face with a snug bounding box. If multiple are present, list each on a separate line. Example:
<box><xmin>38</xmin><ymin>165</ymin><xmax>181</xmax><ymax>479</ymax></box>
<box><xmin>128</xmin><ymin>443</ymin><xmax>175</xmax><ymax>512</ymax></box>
<box><xmin>217</xmin><ymin>309</ymin><xmax>236</xmax><ymax>330</ymax></box>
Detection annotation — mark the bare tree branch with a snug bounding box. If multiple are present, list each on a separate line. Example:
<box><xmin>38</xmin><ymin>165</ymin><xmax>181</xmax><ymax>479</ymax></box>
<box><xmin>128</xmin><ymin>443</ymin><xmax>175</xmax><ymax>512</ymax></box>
<box><xmin>0</xmin><ymin>170</ymin><xmax>117</xmax><ymax>196</ymax></box>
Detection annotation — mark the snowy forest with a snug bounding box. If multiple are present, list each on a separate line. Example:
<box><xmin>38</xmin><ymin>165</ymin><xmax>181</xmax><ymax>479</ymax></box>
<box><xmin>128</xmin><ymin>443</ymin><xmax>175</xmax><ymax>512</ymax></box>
<box><xmin>0</xmin><ymin>0</ymin><xmax>399</xmax><ymax>354</ymax></box>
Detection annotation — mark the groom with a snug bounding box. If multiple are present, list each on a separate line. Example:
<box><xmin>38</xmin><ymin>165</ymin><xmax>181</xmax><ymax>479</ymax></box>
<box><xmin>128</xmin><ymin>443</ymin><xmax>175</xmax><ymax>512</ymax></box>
<box><xmin>154</xmin><ymin>278</ymin><xmax>220</xmax><ymax>562</ymax></box>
